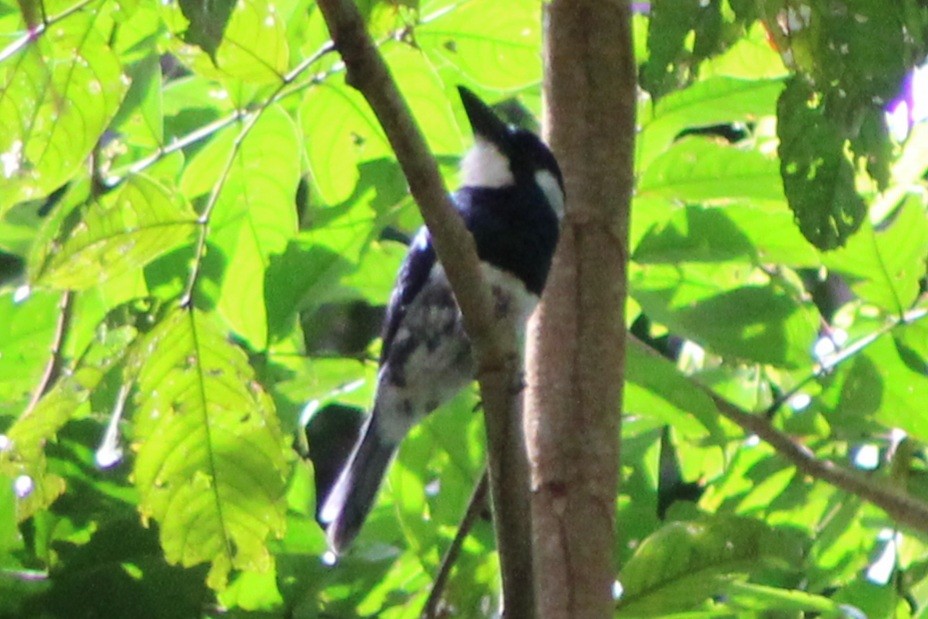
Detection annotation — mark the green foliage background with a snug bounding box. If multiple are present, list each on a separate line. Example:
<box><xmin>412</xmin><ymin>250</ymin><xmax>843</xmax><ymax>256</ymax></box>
<box><xmin>0</xmin><ymin>0</ymin><xmax>927</xmax><ymax>616</ymax></box>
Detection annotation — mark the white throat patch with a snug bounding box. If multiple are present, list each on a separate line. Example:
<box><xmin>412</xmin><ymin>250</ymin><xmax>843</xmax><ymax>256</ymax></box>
<box><xmin>460</xmin><ymin>138</ymin><xmax>514</xmax><ymax>188</ymax></box>
<box><xmin>535</xmin><ymin>169</ymin><xmax>565</xmax><ymax>219</ymax></box>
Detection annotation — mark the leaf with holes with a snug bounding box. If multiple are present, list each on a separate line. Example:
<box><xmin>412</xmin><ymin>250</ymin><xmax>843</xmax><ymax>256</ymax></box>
<box><xmin>777</xmin><ymin>78</ymin><xmax>867</xmax><ymax>250</ymax></box>
<box><xmin>131</xmin><ymin>309</ymin><xmax>290</xmax><ymax>590</ymax></box>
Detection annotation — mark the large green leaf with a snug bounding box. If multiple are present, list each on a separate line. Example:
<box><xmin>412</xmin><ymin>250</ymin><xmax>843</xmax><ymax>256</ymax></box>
<box><xmin>0</xmin><ymin>290</ymin><xmax>60</xmax><ymax>416</ymax></box>
<box><xmin>417</xmin><ymin>0</ymin><xmax>541</xmax><ymax>91</ymax></box>
<box><xmin>824</xmin><ymin>196</ymin><xmax>928</xmax><ymax>313</ymax></box>
<box><xmin>31</xmin><ymin>175</ymin><xmax>198</xmax><ymax>290</ymax></box>
<box><xmin>184</xmin><ymin>105</ymin><xmax>300</xmax><ymax>349</ymax></box>
<box><xmin>0</xmin><ymin>12</ymin><xmax>126</xmax><ymax>215</ymax></box>
<box><xmin>625</xmin><ymin>340</ymin><xmax>726</xmax><ymax>444</ymax></box>
<box><xmin>632</xmin><ymin>265</ymin><xmax>819</xmax><ymax>367</ymax></box>
<box><xmin>131</xmin><ymin>309</ymin><xmax>290</xmax><ymax>590</ymax></box>
<box><xmin>300</xmin><ymin>80</ymin><xmax>391</xmax><ymax>205</ymax></box>
<box><xmin>638</xmin><ymin>77</ymin><xmax>783</xmax><ymax>168</ymax></box>
<box><xmin>617</xmin><ymin>515</ymin><xmax>806</xmax><ymax>615</ymax></box>
<box><xmin>832</xmin><ymin>331</ymin><xmax>928</xmax><ymax>442</ymax></box>
<box><xmin>638</xmin><ymin>138</ymin><xmax>785</xmax><ymax>205</ymax></box>
<box><xmin>633</xmin><ymin>202</ymin><xmax>820</xmax><ymax>268</ymax></box>
<box><xmin>163</xmin><ymin>0</ymin><xmax>289</xmax><ymax>86</ymax></box>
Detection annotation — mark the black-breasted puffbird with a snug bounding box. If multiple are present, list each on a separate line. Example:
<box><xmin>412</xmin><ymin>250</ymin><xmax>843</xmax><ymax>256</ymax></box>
<box><xmin>319</xmin><ymin>86</ymin><xmax>564</xmax><ymax>553</ymax></box>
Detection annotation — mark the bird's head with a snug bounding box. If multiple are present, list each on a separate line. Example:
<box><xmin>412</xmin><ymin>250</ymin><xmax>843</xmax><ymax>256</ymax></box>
<box><xmin>457</xmin><ymin>86</ymin><xmax>565</xmax><ymax>219</ymax></box>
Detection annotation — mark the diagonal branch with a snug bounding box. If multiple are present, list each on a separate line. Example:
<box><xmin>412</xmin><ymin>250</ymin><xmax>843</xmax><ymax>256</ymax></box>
<box><xmin>314</xmin><ymin>1</ymin><xmax>535</xmax><ymax>616</ymax></box>
<box><xmin>23</xmin><ymin>290</ymin><xmax>73</xmax><ymax>416</ymax></box>
<box><xmin>629</xmin><ymin>335</ymin><xmax>928</xmax><ymax>535</ymax></box>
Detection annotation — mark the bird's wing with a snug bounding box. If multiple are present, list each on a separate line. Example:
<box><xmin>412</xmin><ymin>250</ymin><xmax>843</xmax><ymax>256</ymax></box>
<box><xmin>379</xmin><ymin>227</ymin><xmax>436</xmax><ymax>363</ymax></box>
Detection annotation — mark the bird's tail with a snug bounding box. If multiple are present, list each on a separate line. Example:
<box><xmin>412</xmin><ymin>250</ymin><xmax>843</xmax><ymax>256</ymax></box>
<box><xmin>319</xmin><ymin>415</ymin><xmax>397</xmax><ymax>553</ymax></box>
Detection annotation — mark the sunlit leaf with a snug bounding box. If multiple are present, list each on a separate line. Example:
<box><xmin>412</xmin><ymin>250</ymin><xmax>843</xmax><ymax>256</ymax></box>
<box><xmin>300</xmin><ymin>80</ymin><xmax>391</xmax><ymax>205</ymax></box>
<box><xmin>177</xmin><ymin>0</ymin><xmax>236</xmax><ymax>60</ymax></box>
<box><xmin>417</xmin><ymin>0</ymin><xmax>541</xmax><ymax>91</ymax></box>
<box><xmin>625</xmin><ymin>340</ymin><xmax>726</xmax><ymax>444</ymax></box>
<box><xmin>638</xmin><ymin>76</ymin><xmax>783</xmax><ymax>168</ymax></box>
<box><xmin>0</xmin><ymin>290</ymin><xmax>60</xmax><ymax>416</ymax></box>
<box><xmin>132</xmin><ymin>309</ymin><xmax>290</xmax><ymax>590</ymax></box>
<box><xmin>197</xmin><ymin>105</ymin><xmax>301</xmax><ymax>349</ymax></box>
<box><xmin>0</xmin><ymin>324</ymin><xmax>137</xmax><ymax>520</ymax></box>
<box><xmin>633</xmin><ymin>265</ymin><xmax>819</xmax><ymax>367</ymax></box>
<box><xmin>638</xmin><ymin>138</ymin><xmax>784</xmax><ymax>205</ymax></box>
<box><xmin>31</xmin><ymin>175</ymin><xmax>198</xmax><ymax>290</ymax></box>
<box><xmin>0</xmin><ymin>13</ymin><xmax>126</xmax><ymax>214</ymax></box>
<box><xmin>164</xmin><ymin>0</ymin><xmax>289</xmax><ymax>85</ymax></box>
<box><xmin>824</xmin><ymin>196</ymin><xmax>928</xmax><ymax>313</ymax></box>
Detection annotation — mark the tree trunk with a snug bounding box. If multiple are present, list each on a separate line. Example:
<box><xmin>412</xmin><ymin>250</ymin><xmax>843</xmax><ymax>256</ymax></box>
<box><xmin>525</xmin><ymin>0</ymin><xmax>636</xmax><ymax>616</ymax></box>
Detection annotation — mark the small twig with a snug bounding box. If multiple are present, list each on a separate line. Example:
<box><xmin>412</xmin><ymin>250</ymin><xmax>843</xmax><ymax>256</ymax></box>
<box><xmin>0</xmin><ymin>0</ymin><xmax>98</xmax><ymax>63</ymax></box>
<box><xmin>23</xmin><ymin>290</ymin><xmax>73</xmax><ymax>416</ymax></box>
<box><xmin>422</xmin><ymin>471</ymin><xmax>489</xmax><ymax>619</ymax></box>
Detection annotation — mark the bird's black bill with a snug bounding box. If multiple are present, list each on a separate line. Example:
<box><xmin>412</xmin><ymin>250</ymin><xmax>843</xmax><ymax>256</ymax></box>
<box><xmin>458</xmin><ymin>86</ymin><xmax>510</xmax><ymax>148</ymax></box>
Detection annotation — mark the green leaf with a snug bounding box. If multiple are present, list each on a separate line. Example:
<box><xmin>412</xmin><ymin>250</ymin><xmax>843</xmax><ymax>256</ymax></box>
<box><xmin>166</xmin><ymin>0</ymin><xmax>289</xmax><ymax>84</ymax></box>
<box><xmin>387</xmin><ymin>43</ymin><xmax>464</xmax><ymax>156</ymax></box>
<box><xmin>633</xmin><ymin>266</ymin><xmax>819</xmax><ymax>367</ymax></box>
<box><xmin>417</xmin><ymin>0</ymin><xmax>542</xmax><ymax>90</ymax></box>
<box><xmin>723</xmin><ymin>581</ymin><xmax>847</xmax><ymax>614</ymax></box>
<box><xmin>0</xmin><ymin>324</ymin><xmax>137</xmax><ymax>520</ymax></box>
<box><xmin>300</xmin><ymin>81</ymin><xmax>391</xmax><ymax>205</ymax></box>
<box><xmin>824</xmin><ymin>196</ymin><xmax>928</xmax><ymax>313</ymax></box>
<box><xmin>0</xmin><ymin>13</ymin><xmax>127</xmax><ymax>214</ymax></box>
<box><xmin>177</xmin><ymin>0</ymin><xmax>236</xmax><ymax>60</ymax></box>
<box><xmin>199</xmin><ymin>105</ymin><xmax>301</xmax><ymax>349</ymax></box>
<box><xmin>131</xmin><ymin>309</ymin><xmax>290</xmax><ymax>590</ymax></box>
<box><xmin>625</xmin><ymin>340</ymin><xmax>726</xmax><ymax>444</ymax></box>
<box><xmin>31</xmin><ymin>175</ymin><xmax>198</xmax><ymax>290</ymax></box>
<box><xmin>776</xmin><ymin>78</ymin><xmax>867</xmax><ymax>250</ymax></box>
<box><xmin>0</xmin><ymin>290</ymin><xmax>60</xmax><ymax>416</ymax></box>
<box><xmin>638</xmin><ymin>77</ymin><xmax>783</xmax><ymax>168</ymax></box>
<box><xmin>617</xmin><ymin>515</ymin><xmax>805</xmax><ymax>616</ymax></box>
<box><xmin>833</xmin><ymin>332</ymin><xmax>928</xmax><ymax>442</ymax></box>
<box><xmin>264</xmin><ymin>238</ymin><xmax>355</xmax><ymax>343</ymax></box>
<box><xmin>641</xmin><ymin>0</ymin><xmax>730</xmax><ymax>99</ymax></box>
<box><xmin>638</xmin><ymin>138</ymin><xmax>785</xmax><ymax>205</ymax></box>
<box><xmin>633</xmin><ymin>205</ymin><xmax>758</xmax><ymax>264</ymax></box>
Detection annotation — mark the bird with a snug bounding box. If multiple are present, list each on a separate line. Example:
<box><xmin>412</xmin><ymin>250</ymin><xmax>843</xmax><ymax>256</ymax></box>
<box><xmin>318</xmin><ymin>86</ymin><xmax>565</xmax><ymax>553</ymax></box>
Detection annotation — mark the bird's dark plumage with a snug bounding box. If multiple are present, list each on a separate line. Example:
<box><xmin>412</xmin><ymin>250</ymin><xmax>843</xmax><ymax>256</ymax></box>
<box><xmin>319</xmin><ymin>87</ymin><xmax>564</xmax><ymax>553</ymax></box>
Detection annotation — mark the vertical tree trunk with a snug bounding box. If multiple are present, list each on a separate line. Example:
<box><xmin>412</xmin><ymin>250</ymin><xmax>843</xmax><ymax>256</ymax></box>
<box><xmin>525</xmin><ymin>1</ymin><xmax>636</xmax><ymax>617</ymax></box>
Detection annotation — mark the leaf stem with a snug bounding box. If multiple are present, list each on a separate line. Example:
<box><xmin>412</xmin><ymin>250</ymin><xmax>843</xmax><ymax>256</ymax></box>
<box><xmin>23</xmin><ymin>290</ymin><xmax>73</xmax><ymax>416</ymax></box>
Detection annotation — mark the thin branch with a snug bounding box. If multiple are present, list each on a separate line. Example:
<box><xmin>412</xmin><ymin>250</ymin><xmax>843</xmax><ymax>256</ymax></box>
<box><xmin>23</xmin><ymin>290</ymin><xmax>73</xmax><ymax>416</ymax></box>
<box><xmin>0</xmin><ymin>0</ymin><xmax>98</xmax><ymax>63</ymax></box>
<box><xmin>766</xmin><ymin>306</ymin><xmax>928</xmax><ymax>415</ymax></box>
<box><xmin>314</xmin><ymin>1</ymin><xmax>535</xmax><ymax>615</ymax></box>
<box><xmin>108</xmin><ymin>42</ymin><xmax>337</xmax><ymax>186</ymax></box>
<box><xmin>422</xmin><ymin>471</ymin><xmax>489</xmax><ymax>619</ymax></box>
<box><xmin>629</xmin><ymin>333</ymin><xmax>928</xmax><ymax>535</ymax></box>
<box><xmin>176</xmin><ymin>43</ymin><xmax>337</xmax><ymax>307</ymax></box>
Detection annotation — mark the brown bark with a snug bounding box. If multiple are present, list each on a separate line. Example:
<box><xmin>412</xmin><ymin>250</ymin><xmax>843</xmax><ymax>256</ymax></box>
<box><xmin>526</xmin><ymin>1</ymin><xmax>636</xmax><ymax>617</ymax></box>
